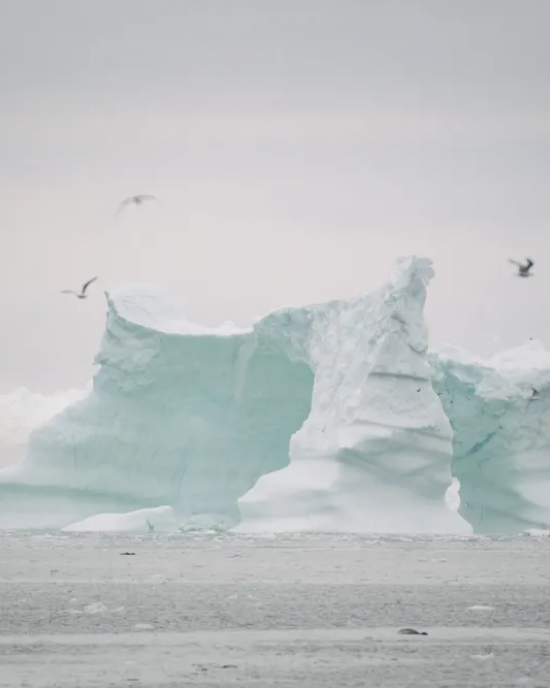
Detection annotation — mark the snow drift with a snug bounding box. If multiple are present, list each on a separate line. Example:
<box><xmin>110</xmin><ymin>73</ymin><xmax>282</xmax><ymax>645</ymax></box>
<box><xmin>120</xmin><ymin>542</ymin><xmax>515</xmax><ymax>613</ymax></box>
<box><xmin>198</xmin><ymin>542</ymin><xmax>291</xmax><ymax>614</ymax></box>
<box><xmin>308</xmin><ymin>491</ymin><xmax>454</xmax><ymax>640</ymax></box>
<box><xmin>432</xmin><ymin>340</ymin><xmax>550</xmax><ymax>534</ymax></box>
<box><xmin>0</xmin><ymin>256</ymin><xmax>466</xmax><ymax>532</ymax></box>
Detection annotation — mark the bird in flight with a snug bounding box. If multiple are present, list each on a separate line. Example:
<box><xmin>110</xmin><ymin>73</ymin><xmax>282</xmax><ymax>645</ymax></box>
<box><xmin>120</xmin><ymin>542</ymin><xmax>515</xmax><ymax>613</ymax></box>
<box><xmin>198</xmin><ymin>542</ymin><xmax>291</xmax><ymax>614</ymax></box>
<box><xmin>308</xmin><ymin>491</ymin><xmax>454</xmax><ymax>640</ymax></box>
<box><xmin>116</xmin><ymin>194</ymin><xmax>156</xmax><ymax>216</ymax></box>
<box><xmin>509</xmin><ymin>258</ymin><xmax>534</xmax><ymax>277</ymax></box>
<box><xmin>61</xmin><ymin>277</ymin><xmax>98</xmax><ymax>299</ymax></box>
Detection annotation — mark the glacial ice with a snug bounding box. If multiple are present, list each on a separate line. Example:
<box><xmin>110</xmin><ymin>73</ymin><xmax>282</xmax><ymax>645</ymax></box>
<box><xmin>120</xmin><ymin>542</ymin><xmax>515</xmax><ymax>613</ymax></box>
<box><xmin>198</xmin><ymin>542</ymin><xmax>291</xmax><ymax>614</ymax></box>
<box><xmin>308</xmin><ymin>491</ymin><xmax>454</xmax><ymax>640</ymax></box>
<box><xmin>62</xmin><ymin>505</ymin><xmax>178</xmax><ymax>532</ymax></box>
<box><xmin>0</xmin><ymin>256</ymin><xmax>468</xmax><ymax>532</ymax></box>
<box><xmin>432</xmin><ymin>340</ymin><xmax>550</xmax><ymax>534</ymax></box>
<box><xmin>236</xmin><ymin>257</ymin><xmax>468</xmax><ymax>533</ymax></box>
<box><xmin>0</xmin><ymin>284</ymin><xmax>313</xmax><ymax>529</ymax></box>
<box><xmin>0</xmin><ymin>387</ymin><xmax>88</xmax><ymax>468</ymax></box>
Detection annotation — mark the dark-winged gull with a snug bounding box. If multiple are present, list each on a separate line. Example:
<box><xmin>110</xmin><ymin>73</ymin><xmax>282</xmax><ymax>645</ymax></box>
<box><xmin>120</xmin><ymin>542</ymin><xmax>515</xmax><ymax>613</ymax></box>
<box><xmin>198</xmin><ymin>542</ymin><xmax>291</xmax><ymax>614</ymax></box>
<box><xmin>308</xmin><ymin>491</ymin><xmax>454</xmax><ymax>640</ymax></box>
<box><xmin>61</xmin><ymin>277</ymin><xmax>98</xmax><ymax>299</ymax></box>
<box><xmin>509</xmin><ymin>258</ymin><xmax>534</xmax><ymax>277</ymax></box>
<box><xmin>116</xmin><ymin>194</ymin><xmax>157</xmax><ymax>216</ymax></box>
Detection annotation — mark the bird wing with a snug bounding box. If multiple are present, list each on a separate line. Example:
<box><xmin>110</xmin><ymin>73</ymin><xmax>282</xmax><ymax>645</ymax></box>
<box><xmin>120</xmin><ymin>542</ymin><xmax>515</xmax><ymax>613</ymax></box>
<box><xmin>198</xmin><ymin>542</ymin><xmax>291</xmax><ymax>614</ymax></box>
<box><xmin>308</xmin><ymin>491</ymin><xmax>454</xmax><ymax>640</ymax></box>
<box><xmin>81</xmin><ymin>276</ymin><xmax>98</xmax><ymax>294</ymax></box>
<box><xmin>526</xmin><ymin>259</ymin><xmax>534</xmax><ymax>269</ymax></box>
<box><xmin>115</xmin><ymin>194</ymin><xmax>155</xmax><ymax>215</ymax></box>
<box><xmin>61</xmin><ymin>290</ymin><xmax>78</xmax><ymax>296</ymax></box>
<box><xmin>508</xmin><ymin>259</ymin><xmax>521</xmax><ymax>267</ymax></box>
<box><xmin>116</xmin><ymin>197</ymin><xmax>134</xmax><ymax>215</ymax></box>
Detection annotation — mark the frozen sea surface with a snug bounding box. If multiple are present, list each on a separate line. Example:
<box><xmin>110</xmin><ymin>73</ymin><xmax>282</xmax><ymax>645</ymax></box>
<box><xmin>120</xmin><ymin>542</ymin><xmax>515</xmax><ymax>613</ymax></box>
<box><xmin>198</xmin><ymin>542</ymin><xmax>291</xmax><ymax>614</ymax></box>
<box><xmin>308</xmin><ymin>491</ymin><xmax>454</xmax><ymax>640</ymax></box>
<box><xmin>1</xmin><ymin>532</ymin><xmax>550</xmax><ymax>687</ymax></box>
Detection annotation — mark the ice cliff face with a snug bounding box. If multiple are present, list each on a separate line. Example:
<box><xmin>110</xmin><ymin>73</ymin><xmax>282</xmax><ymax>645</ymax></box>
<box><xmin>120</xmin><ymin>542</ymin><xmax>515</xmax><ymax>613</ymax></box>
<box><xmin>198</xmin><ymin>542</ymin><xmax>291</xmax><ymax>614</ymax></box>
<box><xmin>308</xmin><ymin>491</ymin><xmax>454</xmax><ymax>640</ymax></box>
<box><xmin>0</xmin><ymin>257</ymin><xmax>466</xmax><ymax>532</ymax></box>
<box><xmin>432</xmin><ymin>340</ymin><xmax>550</xmax><ymax>534</ymax></box>
<box><xmin>237</xmin><ymin>257</ymin><xmax>468</xmax><ymax>532</ymax></box>
<box><xmin>0</xmin><ymin>286</ymin><xmax>313</xmax><ymax>528</ymax></box>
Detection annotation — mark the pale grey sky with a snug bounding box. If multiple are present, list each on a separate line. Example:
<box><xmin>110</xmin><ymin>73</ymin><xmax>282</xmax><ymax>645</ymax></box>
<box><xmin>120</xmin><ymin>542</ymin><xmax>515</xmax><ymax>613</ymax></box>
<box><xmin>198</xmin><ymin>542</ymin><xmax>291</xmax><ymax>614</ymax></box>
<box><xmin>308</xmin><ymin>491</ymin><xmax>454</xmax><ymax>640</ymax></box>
<box><xmin>1</xmin><ymin>0</ymin><xmax>549</xmax><ymax>391</ymax></box>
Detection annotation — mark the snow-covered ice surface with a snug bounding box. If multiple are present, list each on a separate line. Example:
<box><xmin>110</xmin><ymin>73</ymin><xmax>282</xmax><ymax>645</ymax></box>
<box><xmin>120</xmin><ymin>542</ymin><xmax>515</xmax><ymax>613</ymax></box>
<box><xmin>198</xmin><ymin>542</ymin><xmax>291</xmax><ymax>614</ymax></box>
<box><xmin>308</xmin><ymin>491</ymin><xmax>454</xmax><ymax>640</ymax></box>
<box><xmin>433</xmin><ymin>339</ymin><xmax>550</xmax><ymax>534</ymax></box>
<box><xmin>1</xmin><ymin>532</ymin><xmax>550</xmax><ymax>687</ymax></box>
<box><xmin>0</xmin><ymin>256</ymin><xmax>467</xmax><ymax>533</ymax></box>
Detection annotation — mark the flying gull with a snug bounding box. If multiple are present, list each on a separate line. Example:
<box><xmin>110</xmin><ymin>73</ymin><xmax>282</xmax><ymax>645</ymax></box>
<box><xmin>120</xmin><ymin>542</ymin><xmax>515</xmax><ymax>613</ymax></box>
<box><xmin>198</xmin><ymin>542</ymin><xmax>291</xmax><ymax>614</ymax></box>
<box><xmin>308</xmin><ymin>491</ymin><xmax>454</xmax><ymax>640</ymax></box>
<box><xmin>509</xmin><ymin>258</ymin><xmax>534</xmax><ymax>277</ymax></box>
<box><xmin>116</xmin><ymin>194</ymin><xmax>157</xmax><ymax>216</ymax></box>
<box><xmin>61</xmin><ymin>277</ymin><xmax>98</xmax><ymax>299</ymax></box>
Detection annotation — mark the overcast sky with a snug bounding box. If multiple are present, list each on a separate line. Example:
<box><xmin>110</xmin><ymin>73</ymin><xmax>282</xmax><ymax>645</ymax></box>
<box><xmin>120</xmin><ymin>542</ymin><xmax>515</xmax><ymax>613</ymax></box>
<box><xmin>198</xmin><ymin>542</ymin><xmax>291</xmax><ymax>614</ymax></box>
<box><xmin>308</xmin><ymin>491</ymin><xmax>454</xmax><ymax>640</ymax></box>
<box><xmin>1</xmin><ymin>0</ymin><xmax>549</xmax><ymax>392</ymax></box>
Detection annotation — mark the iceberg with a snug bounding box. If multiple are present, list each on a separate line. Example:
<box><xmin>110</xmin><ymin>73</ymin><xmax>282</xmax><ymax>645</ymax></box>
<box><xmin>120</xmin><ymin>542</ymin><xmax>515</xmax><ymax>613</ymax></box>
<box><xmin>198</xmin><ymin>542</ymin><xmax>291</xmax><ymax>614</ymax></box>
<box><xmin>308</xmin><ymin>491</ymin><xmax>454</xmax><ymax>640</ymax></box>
<box><xmin>62</xmin><ymin>505</ymin><xmax>179</xmax><ymax>532</ymax></box>
<box><xmin>236</xmin><ymin>257</ymin><xmax>468</xmax><ymax>533</ymax></box>
<box><xmin>0</xmin><ymin>285</ymin><xmax>313</xmax><ymax>529</ymax></box>
<box><xmin>0</xmin><ymin>387</ymin><xmax>88</xmax><ymax>468</ymax></box>
<box><xmin>432</xmin><ymin>340</ymin><xmax>550</xmax><ymax>534</ymax></box>
<box><xmin>0</xmin><ymin>257</ymin><xmax>466</xmax><ymax>533</ymax></box>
